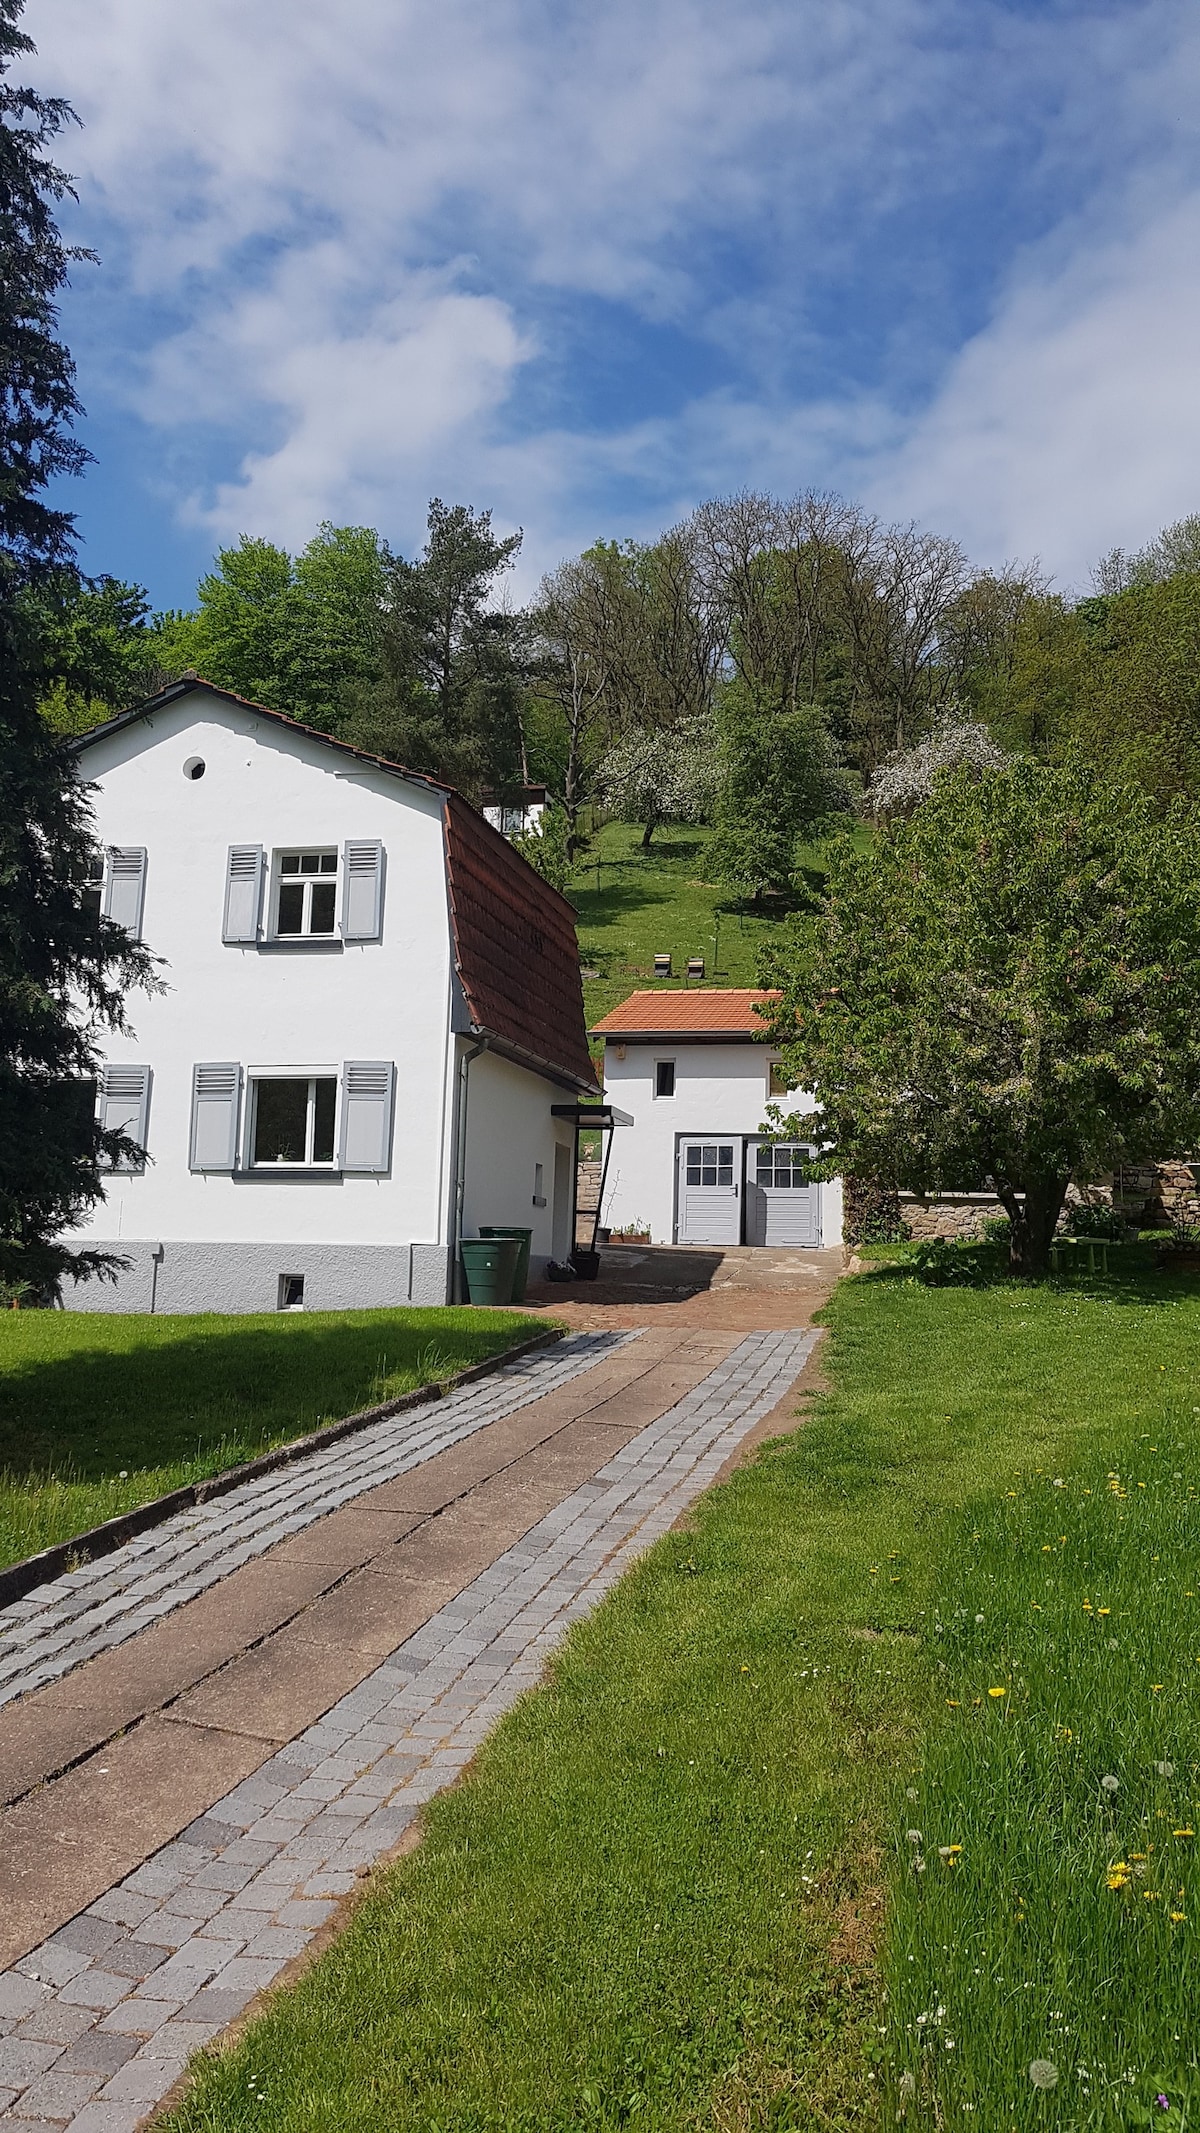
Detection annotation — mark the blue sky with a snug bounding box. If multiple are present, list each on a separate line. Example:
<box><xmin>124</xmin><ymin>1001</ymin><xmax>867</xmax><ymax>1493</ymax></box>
<box><xmin>27</xmin><ymin>0</ymin><xmax>1200</xmax><ymax>610</ymax></box>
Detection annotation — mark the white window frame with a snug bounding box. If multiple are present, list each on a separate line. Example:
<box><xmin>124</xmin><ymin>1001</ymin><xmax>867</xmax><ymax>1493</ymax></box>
<box><xmin>245</xmin><ymin>1066</ymin><xmax>340</xmax><ymax>1170</ymax></box>
<box><xmin>654</xmin><ymin>1057</ymin><xmax>677</xmax><ymax>1099</ymax></box>
<box><xmin>268</xmin><ymin>847</ymin><xmax>340</xmax><ymax>942</ymax></box>
<box><xmin>83</xmin><ymin>854</ymin><xmax>105</xmax><ymax>923</ymax></box>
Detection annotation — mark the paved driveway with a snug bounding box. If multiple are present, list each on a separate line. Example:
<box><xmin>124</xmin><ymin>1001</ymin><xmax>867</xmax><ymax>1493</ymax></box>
<box><xmin>0</xmin><ymin>1247</ymin><xmax>838</xmax><ymax>2131</ymax></box>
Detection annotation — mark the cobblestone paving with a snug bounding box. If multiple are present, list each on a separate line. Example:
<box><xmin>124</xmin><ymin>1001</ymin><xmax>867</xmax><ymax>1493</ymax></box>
<box><xmin>0</xmin><ymin>1332</ymin><xmax>635</xmax><ymax>1713</ymax></box>
<box><xmin>0</xmin><ymin>1327</ymin><xmax>816</xmax><ymax>2131</ymax></box>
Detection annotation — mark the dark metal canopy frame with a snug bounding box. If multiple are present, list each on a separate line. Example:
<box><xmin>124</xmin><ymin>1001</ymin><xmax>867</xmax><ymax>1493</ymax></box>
<box><xmin>550</xmin><ymin>1102</ymin><xmax>633</xmax><ymax>1258</ymax></box>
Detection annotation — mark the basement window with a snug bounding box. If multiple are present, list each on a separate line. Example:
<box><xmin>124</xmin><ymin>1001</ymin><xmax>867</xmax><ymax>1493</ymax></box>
<box><xmin>278</xmin><ymin>1273</ymin><xmax>305</xmax><ymax>1310</ymax></box>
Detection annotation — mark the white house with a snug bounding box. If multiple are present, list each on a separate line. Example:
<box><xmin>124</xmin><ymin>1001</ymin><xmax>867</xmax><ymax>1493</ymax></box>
<box><xmin>481</xmin><ymin>785</ymin><xmax>547</xmax><ymax>838</ymax></box>
<box><xmin>592</xmin><ymin>991</ymin><xmax>843</xmax><ymax>1250</ymax></box>
<box><xmin>67</xmin><ymin>678</ymin><xmax>597</xmax><ymax>1313</ymax></box>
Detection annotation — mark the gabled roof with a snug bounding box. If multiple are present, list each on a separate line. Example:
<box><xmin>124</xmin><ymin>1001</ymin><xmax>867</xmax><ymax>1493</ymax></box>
<box><xmin>590</xmin><ymin>989</ymin><xmax>780</xmax><ymax>1042</ymax></box>
<box><xmin>73</xmin><ymin>677</ymin><xmax>596</xmax><ymax>1095</ymax></box>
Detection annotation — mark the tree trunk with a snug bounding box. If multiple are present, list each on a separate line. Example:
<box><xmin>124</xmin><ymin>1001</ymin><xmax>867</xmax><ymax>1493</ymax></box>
<box><xmin>994</xmin><ymin>1173</ymin><xmax>1067</xmax><ymax>1277</ymax></box>
<box><xmin>641</xmin><ymin>818</ymin><xmax>655</xmax><ymax>848</ymax></box>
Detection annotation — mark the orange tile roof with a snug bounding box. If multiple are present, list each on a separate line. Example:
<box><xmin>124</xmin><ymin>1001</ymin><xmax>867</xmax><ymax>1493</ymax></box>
<box><xmin>590</xmin><ymin>989</ymin><xmax>780</xmax><ymax>1037</ymax></box>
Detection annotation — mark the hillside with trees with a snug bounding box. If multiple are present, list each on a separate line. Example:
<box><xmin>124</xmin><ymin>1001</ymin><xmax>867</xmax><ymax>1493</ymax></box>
<box><xmin>33</xmin><ymin>476</ymin><xmax>1200</xmax><ymax>915</ymax></box>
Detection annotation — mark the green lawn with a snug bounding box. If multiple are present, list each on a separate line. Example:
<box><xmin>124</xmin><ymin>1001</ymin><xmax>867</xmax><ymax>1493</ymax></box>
<box><xmin>572</xmin><ymin>818</ymin><xmax>865</xmax><ymax>1030</ymax></box>
<box><xmin>0</xmin><ymin>1308</ymin><xmax>542</xmax><ymax>1569</ymax></box>
<box><xmin>165</xmin><ymin>1254</ymin><xmax>1200</xmax><ymax>2133</ymax></box>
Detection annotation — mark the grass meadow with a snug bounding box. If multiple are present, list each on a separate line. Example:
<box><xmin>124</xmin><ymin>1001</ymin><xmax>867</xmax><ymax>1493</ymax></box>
<box><xmin>570</xmin><ymin>818</ymin><xmax>869</xmax><ymax>1030</ymax></box>
<box><xmin>0</xmin><ymin>1307</ymin><xmax>541</xmax><ymax>1568</ymax></box>
<box><xmin>165</xmin><ymin>1253</ymin><xmax>1200</xmax><ymax>2132</ymax></box>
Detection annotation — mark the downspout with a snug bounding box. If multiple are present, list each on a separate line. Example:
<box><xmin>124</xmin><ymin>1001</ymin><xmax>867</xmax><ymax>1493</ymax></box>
<box><xmin>452</xmin><ymin>1034</ymin><xmax>490</xmax><ymax>1302</ymax></box>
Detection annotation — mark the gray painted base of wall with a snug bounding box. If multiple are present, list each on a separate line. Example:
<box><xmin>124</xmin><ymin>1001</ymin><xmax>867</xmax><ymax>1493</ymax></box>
<box><xmin>67</xmin><ymin>1240</ymin><xmax>454</xmax><ymax>1315</ymax></box>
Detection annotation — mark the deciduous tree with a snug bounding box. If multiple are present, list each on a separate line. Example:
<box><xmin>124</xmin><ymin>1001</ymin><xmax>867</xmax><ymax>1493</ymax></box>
<box><xmin>761</xmin><ymin>761</ymin><xmax>1200</xmax><ymax>1275</ymax></box>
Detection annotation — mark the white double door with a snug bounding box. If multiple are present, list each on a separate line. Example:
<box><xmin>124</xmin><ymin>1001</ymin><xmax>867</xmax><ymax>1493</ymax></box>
<box><xmin>676</xmin><ymin>1137</ymin><xmax>820</xmax><ymax>1247</ymax></box>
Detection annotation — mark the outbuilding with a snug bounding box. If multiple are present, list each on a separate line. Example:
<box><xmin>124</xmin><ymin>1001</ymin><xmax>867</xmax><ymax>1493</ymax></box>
<box><xmin>591</xmin><ymin>990</ymin><xmax>843</xmax><ymax>1250</ymax></box>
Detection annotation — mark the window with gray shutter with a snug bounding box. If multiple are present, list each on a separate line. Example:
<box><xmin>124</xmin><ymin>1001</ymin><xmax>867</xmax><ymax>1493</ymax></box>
<box><xmin>338</xmin><ymin>1060</ymin><xmax>394</xmax><ymax>1172</ymax></box>
<box><xmin>99</xmin><ymin>1063</ymin><xmax>151</xmax><ymax>1171</ymax></box>
<box><xmin>104</xmin><ymin>847</ymin><xmax>148</xmax><ymax>939</ymax></box>
<box><xmin>190</xmin><ymin>1062</ymin><xmax>242</xmax><ymax>1171</ymax></box>
<box><xmin>341</xmin><ymin>840</ymin><xmax>385</xmax><ymax>941</ymax></box>
<box><xmin>222</xmin><ymin>846</ymin><xmax>265</xmax><ymax>942</ymax></box>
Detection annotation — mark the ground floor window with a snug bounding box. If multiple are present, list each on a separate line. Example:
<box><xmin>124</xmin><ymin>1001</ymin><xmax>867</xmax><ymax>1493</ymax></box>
<box><xmin>251</xmin><ymin>1076</ymin><xmax>337</xmax><ymax>1167</ymax></box>
<box><xmin>756</xmin><ymin>1144</ymin><xmax>811</xmax><ymax>1189</ymax></box>
<box><xmin>686</xmin><ymin>1143</ymin><xmax>734</xmax><ymax>1187</ymax></box>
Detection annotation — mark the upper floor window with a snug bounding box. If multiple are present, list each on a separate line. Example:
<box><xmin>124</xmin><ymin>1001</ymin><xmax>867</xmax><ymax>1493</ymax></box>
<box><xmin>83</xmin><ymin>857</ymin><xmax>105</xmax><ymax>924</ymax></box>
<box><xmin>82</xmin><ymin>847</ymin><xmax>148</xmax><ymax>940</ymax></box>
<box><xmin>768</xmin><ymin>1058</ymin><xmax>794</xmax><ymax>1096</ymax></box>
<box><xmin>655</xmin><ymin>1059</ymin><xmax>676</xmax><ymax>1098</ymax></box>
<box><xmin>274</xmin><ymin>850</ymin><xmax>338</xmax><ymax>937</ymax></box>
<box><xmin>223</xmin><ymin>840</ymin><xmax>384</xmax><ymax>946</ymax></box>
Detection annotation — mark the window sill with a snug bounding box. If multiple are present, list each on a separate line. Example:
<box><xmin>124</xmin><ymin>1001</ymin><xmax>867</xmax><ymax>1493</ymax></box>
<box><xmin>254</xmin><ymin>937</ymin><xmax>345</xmax><ymax>952</ymax></box>
<box><xmin>241</xmin><ymin>1166</ymin><xmax>344</xmax><ymax>1180</ymax></box>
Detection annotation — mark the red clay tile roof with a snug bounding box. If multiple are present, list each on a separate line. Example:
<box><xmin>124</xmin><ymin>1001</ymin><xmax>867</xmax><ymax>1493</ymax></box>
<box><xmin>590</xmin><ymin>989</ymin><xmax>780</xmax><ymax>1038</ymax></box>
<box><xmin>75</xmin><ymin>677</ymin><xmax>597</xmax><ymax>1096</ymax></box>
<box><xmin>444</xmin><ymin>795</ymin><xmax>597</xmax><ymax>1092</ymax></box>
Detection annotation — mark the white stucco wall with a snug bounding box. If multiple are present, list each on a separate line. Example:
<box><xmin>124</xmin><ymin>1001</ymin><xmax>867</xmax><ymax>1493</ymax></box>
<box><xmin>600</xmin><ymin>1041</ymin><xmax>842</xmax><ymax>1248</ymax></box>
<box><xmin>71</xmin><ymin>693</ymin><xmax>458</xmax><ymax>1308</ymax></box>
<box><xmin>460</xmin><ymin>1047</ymin><xmax>577</xmax><ymax>1275</ymax></box>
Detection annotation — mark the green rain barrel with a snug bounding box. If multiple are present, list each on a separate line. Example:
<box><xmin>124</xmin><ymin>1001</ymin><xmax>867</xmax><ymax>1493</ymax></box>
<box><xmin>478</xmin><ymin>1225</ymin><xmax>534</xmax><ymax>1302</ymax></box>
<box><xmin>460</xmin><ymin>1234</ymin><xmax>521</xmax><ymax>1307</ymax></box>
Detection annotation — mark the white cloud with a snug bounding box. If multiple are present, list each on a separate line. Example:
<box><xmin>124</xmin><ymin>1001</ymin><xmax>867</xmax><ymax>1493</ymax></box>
<box><xmin>860</xmin><ymin>187</ymin><xmax>1200</xmax><ymax>589</ymax></box>
<box><xmin>24</xmin><ymin>0</ymin><xmax>1200</xmax><ymax>583</ymax></box>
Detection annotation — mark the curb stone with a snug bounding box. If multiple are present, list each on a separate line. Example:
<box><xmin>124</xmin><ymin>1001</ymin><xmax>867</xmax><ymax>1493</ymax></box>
<box><xmin>0</xmin><ymin>1327</ymin><xmax>565</xmax><ymax>1610</ymax></box>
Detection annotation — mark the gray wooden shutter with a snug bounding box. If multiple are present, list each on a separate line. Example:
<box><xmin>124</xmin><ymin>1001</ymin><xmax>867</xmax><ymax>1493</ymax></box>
<box><xmin>222</xmin><ymin>845</ymin><xmax>265</xmax><ymax>943</ymax></box>
<box><xmin>339</xmin><ymin>1060</ymin><xmax>394</xmax><ymax>1172</ymax></box>
<box><xmin>189</xmin><ymin>1062</ymin><xmax>242</xmax><ymax>1171</ymax></box>
<box><xmin>103</xmin><ymin>847</ymin><xmax>148</xmax><ymax>939</ymax></box>
<box><xmin>341</xmin><ymin>840</ymin><xmax>385</xmax><ymax>941</ymax></box>
<box><xmin>100</xmin><ymin>1063</ymin><xmax>151</xmax><ymax>1171</ymax></box>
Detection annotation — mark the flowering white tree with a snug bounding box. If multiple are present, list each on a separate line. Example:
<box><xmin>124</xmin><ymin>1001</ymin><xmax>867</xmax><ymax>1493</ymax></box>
<box><xmin>867</xmin><ymin>712</ymin><xmax>1007</xmax><ymax>818</ymax></box>
<box><xmin>595</xmin><ymin>718</ymin><xmax>720</xmax><ymax>846</ymax></box>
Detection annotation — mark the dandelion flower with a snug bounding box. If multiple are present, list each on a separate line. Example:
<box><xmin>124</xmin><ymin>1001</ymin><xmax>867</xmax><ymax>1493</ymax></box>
<box><xmin>1028</xmin><ymin>2059</ymin><xmax>1059</xmax><ymax>2090</ymax></box>
<box><xmin>1172</xmin><ymin>1827</ymin><xmax>1194</xmax><ymax>1838</ymax></box>
<box><xmin>906</xmin><ymin>1830</ymin><xmax>922</xmax><ymax>1846</ymax></box>
<box><xmin>906</xmin><ymin>1787</ymin><xmax>919</xmax><ymax>1802</ymax></box>
<box><xmin>1101</xmin><ymin>1774</ymin><xmax>1120</xmax><ymax>1794</ymax></box>
<box><xmin>898</xmin><ymin>2071</ymin><xmax>916</xmax><ymax>2104</ymax></box>
<box><xmin>988</xmin><ymin>1686</ymin><xmax>1007</xmax><ymax>1698</ymax></box>
<box><xmin>1171</xmin><ymin>1910</ymin><xmax>1187</xmax><ymax>1922</ymax></box>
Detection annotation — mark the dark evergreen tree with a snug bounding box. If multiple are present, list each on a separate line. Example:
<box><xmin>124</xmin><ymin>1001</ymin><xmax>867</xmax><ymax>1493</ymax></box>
<box><xmin>347</xmin><ymin>499</ymin><xmax>525</xmax><ymax>797</ymax></box>
<box><xmin>0</xmin><ymin>0</ymin><xmax>155</xmax><ymax>1298</ymax></box>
